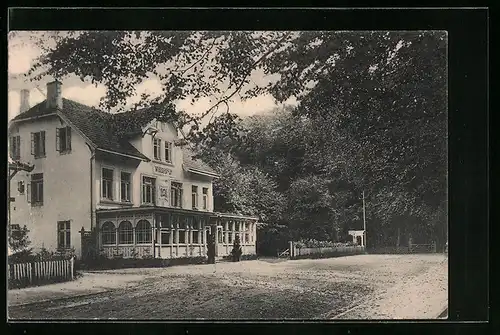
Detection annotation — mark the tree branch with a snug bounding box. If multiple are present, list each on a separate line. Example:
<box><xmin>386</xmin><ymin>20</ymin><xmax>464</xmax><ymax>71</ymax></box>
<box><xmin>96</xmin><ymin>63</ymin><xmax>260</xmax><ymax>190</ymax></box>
<box><xmin>199</xmin><ymin>32</ymin><xmax>292</xmax><ymax>121</ymax></box>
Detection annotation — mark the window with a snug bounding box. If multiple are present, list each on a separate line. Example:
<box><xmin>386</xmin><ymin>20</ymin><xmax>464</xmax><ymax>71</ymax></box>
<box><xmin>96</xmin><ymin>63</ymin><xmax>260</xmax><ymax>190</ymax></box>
<box><xmin>192</xmin><ymin>218</ymin><xmax>200</xmax><ymax>244</ymax></box>
<box><xmin>101</xmin><ymin>221</ymin><xmax>116</xmax><ymax>245</ymax></box>
<box><xmin>153</xmin><ymin>138</ymin><xmax>161</xmax><ymax>160</ymax></box>
<box><xmin>160</xmin><ymin>214</ymin><xmax>171</xmax><ymax>228</ymax></box>
<box><xmin>202</xmin><ymin>188</ymin><xmax>208</xmax><ymax>210</ymax></box>
<box><xmin>28</xmin><ymin>173</ymin><xmax>44</xmax><ymax>206</ymax></box>
<box><xmin>120</xmin><ymin>172</ymin><xmax>131</xmax><ymax>202</ymax></box>
<box><xmin>200</xmin><ymin>219</ymin><xmax>205</xmax><ymax>244</ymax></box>
<box><xmin>192</xmin><ymin>185</ymin><xmax>198</xmax><ymax>209</ymax></box>
<box><xmin>56</xmin><ymin>127</ymin><xmax>72</xmax><ymax>153</ymax></box>
<box><xmin>118</xmin><ymin>221</ymin><xmax>133</xmax><ymax>244</ymax></box>
<box><xmin>161</xmin><ymin>230</ymin><xmax>171</xmax><ymax>245</ymax></box>
<box><xmin>31</xmin><ymin>131</ymin><xmax>46</xmax><ymax>158</ymax></box>
<box><xmin>142</xmin><ymin>176</ymin><xmax>156</xmax><ymax>204</ymax></box>
<box><xmin>102</xmin><ymin>168</ymin><xmax>114</xmax><ymax>200</ymax></box>
<box><xmin>178</xmin><ymin>218</ymin><xmax>186</xmax><ymax>244</ymax></box>
<box><xmin>164</xmin><ymin>141</ymin><xmax>173</xmax><ymax>163</ymax></box>
<box><xmin>218</xmin><ymin>228</ymin><xmax>223</xmax><ymax>244</ymax></box>
<box><xmin>57</xmin><ymin>221</ymin><xmax>71</xmax><ymax>249</ymax></box>
<box><xmin>136</xmin><ymin>220</ymin><xmax>152</xmax><ymax>244</ymax></box>
<box><xmin>171</xmin><ymin>182</ymin><xmax>183</xmax><ymax>208</ymax></box>
<box><xmin>10</xmin><ymin>136</ymin><xmax>21</xmax><ymax>160</ymax></box>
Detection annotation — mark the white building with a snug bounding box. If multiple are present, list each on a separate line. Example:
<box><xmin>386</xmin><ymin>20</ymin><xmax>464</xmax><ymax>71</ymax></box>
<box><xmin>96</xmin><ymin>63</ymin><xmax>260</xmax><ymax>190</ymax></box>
<box><xmin>8</xmin><ymin>81</ymin><xmax>258</xmax><ymax>259</ymax></box>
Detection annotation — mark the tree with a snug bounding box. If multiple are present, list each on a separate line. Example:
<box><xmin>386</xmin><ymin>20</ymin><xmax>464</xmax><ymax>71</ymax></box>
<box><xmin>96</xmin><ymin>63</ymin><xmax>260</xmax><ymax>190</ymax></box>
<box><xmin>25</xmin><ymin>31</ymin><xmax>447</xmax><ymax>247</ymax></box>
<box><xmin>8</xmin><ymin>225</ymin><xmax>32</xmax><ymax>263</ymax></box>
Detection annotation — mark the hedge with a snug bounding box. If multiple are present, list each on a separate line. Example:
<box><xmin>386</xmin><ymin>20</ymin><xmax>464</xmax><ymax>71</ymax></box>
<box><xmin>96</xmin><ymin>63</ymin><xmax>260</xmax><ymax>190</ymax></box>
<box><xmin>290</xmin><ymin>249</ymin><xmax>366</xmax><ymax>260</ymax></box>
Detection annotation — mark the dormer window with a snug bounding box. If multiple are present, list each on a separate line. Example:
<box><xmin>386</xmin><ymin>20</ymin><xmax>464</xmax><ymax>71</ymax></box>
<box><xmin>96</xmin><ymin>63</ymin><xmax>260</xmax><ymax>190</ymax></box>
<box><xmin>153</xmin><ymin>138</ymin><xmax>161</xmax><ymax>160</ymax></box>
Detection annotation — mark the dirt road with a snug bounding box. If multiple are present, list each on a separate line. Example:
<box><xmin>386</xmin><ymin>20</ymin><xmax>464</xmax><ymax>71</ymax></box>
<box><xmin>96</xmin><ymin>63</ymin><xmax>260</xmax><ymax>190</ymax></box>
<box><xmin>8</xmin><ymin>254</ymin><xmax>447</xmax><ymax>320</ymax></box>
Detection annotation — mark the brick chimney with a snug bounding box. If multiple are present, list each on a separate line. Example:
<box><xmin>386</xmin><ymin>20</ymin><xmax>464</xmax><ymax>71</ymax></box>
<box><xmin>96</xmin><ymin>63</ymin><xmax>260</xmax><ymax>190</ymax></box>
<box><xmin>20</xmin><ymin>89</ymin><xmax>30</xmax><ymax>114</ymax></box>
<box><xmin>46</xmin><ymin>80</ymin><xmax>63</xmax><ymax>110</ymax></box>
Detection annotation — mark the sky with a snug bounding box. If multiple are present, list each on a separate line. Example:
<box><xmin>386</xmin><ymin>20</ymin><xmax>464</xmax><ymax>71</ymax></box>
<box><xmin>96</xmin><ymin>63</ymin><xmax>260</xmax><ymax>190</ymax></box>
<box><xmin>8</xmin><ymin>31</ymin><xmax>297</xmax><ymax>122</ymax></box>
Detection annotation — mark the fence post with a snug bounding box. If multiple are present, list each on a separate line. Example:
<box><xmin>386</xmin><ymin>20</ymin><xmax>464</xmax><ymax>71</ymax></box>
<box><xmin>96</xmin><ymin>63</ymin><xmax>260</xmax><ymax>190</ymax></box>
<box><xmin>70</xmin><ymin>256</ymin><xmax>75</xmax><ymax>280</ymax></box>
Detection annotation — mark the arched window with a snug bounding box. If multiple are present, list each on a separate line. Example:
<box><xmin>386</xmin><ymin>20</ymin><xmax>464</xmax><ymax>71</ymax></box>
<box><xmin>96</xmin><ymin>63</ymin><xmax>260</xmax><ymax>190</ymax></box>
<box><xmin>136</xmin><ymin>220</ymin><xmax>152</xmax><ymax>244</ymax></box>
<box><xmin>118</xmin><ymin>221</ymin><xmax>133</xmax><ymax>244</ymax></box>
<box><xmin>101</xmin><ymin>221</ymin><xmax>116</xmax><ymax>245</ymax></box>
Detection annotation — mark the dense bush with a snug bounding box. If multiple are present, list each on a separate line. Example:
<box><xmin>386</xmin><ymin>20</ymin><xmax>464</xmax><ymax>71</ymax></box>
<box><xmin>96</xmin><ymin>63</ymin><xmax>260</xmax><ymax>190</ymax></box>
<box><xmin>294</xmin><ymin>239</ymin><xmax>353</xmax><ymax>249</ymax></box>
<box><xmin>291</xmin><ymin>247</ymin><xmax>365</xmax><ymax>260</ymax></box>
<box><xmin>222</xmin><ymin>254</ymin><xmax>258</xmax><ymax>261</ymax></box>
<box><xmin>8</xmin><ymin>247</ymin><xmax>76</xmax><ymax>265</ymax></box>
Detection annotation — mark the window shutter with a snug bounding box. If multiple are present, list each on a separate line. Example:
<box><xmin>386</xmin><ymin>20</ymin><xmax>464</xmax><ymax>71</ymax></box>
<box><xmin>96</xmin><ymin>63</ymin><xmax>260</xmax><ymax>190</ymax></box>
<box><xmin>67</xmin><ymin>127</ymin><xmax>72</xmax><ymax>150</ymax></box>
<box><xmin>30</xmin><ymin>133</ymin><xmax>35</xmax><ymax>155</ymax></box>
<box><xmin>41</xmin><ymin>131</ymin><xmax>46</xmax><ymax>155</ymax></box>
<box><xmin>56</xmin><ymin>128</ymin><xmax>60</xmax><ymax>151</ymax></box>
<box><xmin>26</xmin><ymin>183</ymin><xmax>31</xmax><ymax>203</ymax></box>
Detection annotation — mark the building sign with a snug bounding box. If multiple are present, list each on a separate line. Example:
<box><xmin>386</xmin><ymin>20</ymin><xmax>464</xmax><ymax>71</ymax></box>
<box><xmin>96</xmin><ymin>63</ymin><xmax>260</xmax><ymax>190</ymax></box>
<box><xmin>153</xmin><ymin>165</ymin><xmax>172</xmax><ymax>176</ymax></box>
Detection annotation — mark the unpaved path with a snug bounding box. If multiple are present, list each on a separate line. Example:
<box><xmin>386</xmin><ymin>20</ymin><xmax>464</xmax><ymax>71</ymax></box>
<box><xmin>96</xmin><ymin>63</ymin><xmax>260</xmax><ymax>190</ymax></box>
<box><xmin>8</xmin><ymin>254</ymin><xmax>447</xmax><ymax>320</ymax></box>
<box><xmin>334</xmin><ymin>256</ymin><xmax>448</xmax><ymax>319</ymax></box>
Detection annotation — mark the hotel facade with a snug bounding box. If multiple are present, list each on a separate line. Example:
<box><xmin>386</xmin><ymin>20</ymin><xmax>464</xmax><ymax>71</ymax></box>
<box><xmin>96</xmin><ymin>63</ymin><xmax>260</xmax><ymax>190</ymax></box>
<box><xmin>8</xmin><ymin>81</ymin><xmax>258</xmax><ymax>260</ymax></box>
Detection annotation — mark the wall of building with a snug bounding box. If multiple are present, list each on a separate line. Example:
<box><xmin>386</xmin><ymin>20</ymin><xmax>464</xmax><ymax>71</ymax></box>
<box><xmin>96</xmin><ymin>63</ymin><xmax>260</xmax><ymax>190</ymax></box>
<box><xmin>95</xmin><ymin>119</ymin><xmax>214</xmax><ymax>212</ymax></box>
<box><xmin>9</xmin><ymin>115</ymin><xmax>92</xmax><ymax>257</ymax></box>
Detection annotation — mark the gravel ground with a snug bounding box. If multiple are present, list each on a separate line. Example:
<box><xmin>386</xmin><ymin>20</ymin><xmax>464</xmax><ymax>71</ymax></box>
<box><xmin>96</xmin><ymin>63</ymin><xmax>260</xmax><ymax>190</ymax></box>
<box><xmin>8</xmin><ymin>254</ymin><xmax>447</xmax><ymax>320</ymax></box>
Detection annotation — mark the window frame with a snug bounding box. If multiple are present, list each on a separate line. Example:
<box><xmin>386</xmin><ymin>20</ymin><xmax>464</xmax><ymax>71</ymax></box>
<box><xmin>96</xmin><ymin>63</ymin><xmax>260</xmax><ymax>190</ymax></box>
<box><xmin>191</xmin><ymin>185</ymin><xmax>199</xmax><ymax>209</ymax></box>
<box><xmin>120</xmin><ymin>171</ymin><xmax>132</xmax><ymax>202</ymax></box>
<box><xmin>135</xmin><ymin>220</ymin><xmax>152</xmax><ymax>245</ymax></box>
<box><xmin>56</xmin><ymin>126</ymin><xmax>72</xmax><ymax>154</ymax></box>
<box><xmin>171</xmin><ymin>182</ymin><xmax>183</xmax><ymax>208</ymax></box>
<box><xmin>31</xmin><ymin>131</ymin><xmax>46</xmax><ymax>159</ymax></box>
<box><xmin>141</xmin><ymin>175</ymin><xmax>156</xmax><ymax>205</ymax></box>
<box><xmin>29</xmin><ymin>173</ymin><xmax>44</xmax><ymax>206</ymax></box>
<box><xmin>153</xmin><ymin>138</ymin><xmax>161</xmax><ymax>161</ymax></box>
<box><xmin>101</xmin><ymin>167</ymin><xmax>114</xmax><ymax>200</ymax></box>
<box><xmin>118</xmin><ymin>221</ymin><xmax>134</xmax><ymax>245</ymax></box>
<box><xmin>57</xmin><ymin>220</ymin><xmax>71</xmax><ymax>250</ymax></box>
<box><xmin>101</xmin><ymin>221</ymin><xmax>117</xmax><ymax>246</ymax></box>
<box><xmin>202</xmin><ymin>187</ymin><xmax>209</xmax><ymax>210</ymax></box>
<box><xmin>164</xmin><ymin>141</ymin><xmax>173</xmax><ymax>163</ymax></box>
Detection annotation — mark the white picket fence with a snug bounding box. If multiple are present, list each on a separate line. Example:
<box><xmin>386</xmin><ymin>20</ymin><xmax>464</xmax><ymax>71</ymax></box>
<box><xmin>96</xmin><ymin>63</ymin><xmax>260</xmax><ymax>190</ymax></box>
<box><xmin>8</xmin><ymin>258</ymin><xmax>75</xmax><ymax>288</ymax></box>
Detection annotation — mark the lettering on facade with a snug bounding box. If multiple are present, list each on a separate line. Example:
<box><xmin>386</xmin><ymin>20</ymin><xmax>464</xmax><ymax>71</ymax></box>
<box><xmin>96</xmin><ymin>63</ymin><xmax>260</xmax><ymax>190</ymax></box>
<box><xmin>153</xmin><ymin>165</ymin><xmax>173</xmax><ymax>176</ymax></box>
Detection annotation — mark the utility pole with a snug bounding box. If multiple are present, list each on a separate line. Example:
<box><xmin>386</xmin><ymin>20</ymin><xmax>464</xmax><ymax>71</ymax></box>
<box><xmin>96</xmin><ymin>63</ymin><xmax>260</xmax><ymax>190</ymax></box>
<box><xmin>362</xmin><ymin>190</ymin><xmax>367</xmax><ymax>248</ymax></box>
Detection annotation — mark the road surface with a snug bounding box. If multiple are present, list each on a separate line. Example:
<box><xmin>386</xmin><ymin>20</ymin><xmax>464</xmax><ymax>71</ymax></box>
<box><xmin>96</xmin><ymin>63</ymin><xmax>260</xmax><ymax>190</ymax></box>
<box><xmin>8</xmin><ymin>254</ymin><xmax>447</xmax><ymax>320</ymax></box>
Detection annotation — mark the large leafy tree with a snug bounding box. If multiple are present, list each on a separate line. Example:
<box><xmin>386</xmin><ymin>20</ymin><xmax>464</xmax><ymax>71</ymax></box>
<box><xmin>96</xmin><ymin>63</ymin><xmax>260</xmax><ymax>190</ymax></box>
<box><xmin>24</xmin><ymin>31</ymin><xmax>447</xmax><ymax>247</ymax></box>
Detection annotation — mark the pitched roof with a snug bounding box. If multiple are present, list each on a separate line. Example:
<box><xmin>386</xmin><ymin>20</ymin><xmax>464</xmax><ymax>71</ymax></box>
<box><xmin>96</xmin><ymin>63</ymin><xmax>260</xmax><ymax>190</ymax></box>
<box><xmin>182</xmin><ymin>147</ymin><xmax>218</xmax><ymax>176</ymax></box>
<box><xmin>12</xmin><ymin>98</ymin><xmax>217</xmax><ymax>176</ymax></box>
<box><xmin>12</xmin><ymin>99</ymin><xmax>149</xmax><ymax>160</ymax></box>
